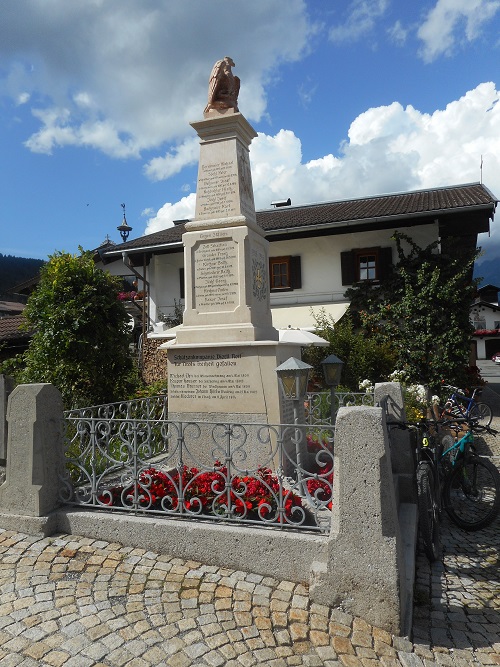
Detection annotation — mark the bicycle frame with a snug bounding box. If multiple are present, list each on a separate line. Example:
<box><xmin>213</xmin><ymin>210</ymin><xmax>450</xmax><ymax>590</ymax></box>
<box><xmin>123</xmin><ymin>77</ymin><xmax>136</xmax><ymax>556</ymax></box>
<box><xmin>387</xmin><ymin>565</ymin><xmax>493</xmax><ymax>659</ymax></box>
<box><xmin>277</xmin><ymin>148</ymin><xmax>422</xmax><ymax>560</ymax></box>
<box><xmin>440</xmin><ymin>429</ymin><xmax>474</xmax><ymax>467</ymax></box>
<box><xmin>441</xmin><ymin>386</ymin><xmax>480</xmax><ymax>421</ymax></box>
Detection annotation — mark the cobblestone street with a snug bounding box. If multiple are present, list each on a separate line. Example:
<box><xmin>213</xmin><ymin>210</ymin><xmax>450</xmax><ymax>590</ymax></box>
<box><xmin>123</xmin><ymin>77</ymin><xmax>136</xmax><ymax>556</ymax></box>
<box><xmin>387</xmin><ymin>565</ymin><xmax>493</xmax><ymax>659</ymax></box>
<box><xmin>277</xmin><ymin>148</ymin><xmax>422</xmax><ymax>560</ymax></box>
<box><xmin>0</xmin><ymin>413</ymin><xmax>498</xmax><ymax>665</ymax></box>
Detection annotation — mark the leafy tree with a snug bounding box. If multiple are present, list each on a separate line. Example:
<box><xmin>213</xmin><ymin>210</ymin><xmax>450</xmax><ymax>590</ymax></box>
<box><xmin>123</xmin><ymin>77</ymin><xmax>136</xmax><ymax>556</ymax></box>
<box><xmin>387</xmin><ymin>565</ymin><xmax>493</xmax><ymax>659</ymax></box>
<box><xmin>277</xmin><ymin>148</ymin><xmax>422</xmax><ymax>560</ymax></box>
<box><xmin>346</xmin><ymin>232</ymin><xmax>479</xmax><ymax>391</ymax></box>
<box><xmin>303</xmin><ymin>310</ymin><xmax>397</xmax><ymax>391</ymax></box>
<box><xmin>20</xmin><ymin>249</ymin><xmax>137</xmax><ymax>408</ymax></box>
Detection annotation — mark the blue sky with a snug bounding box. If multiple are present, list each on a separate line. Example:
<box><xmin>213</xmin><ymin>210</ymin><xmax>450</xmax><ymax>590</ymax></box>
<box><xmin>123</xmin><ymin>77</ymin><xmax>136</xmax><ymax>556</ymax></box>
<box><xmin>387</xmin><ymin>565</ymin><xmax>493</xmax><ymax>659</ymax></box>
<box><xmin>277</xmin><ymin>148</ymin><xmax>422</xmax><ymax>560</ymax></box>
<box><xmin>1</xmin><ymin>0</ymin><xmax>500</xmax><ymax>265</ymax></box>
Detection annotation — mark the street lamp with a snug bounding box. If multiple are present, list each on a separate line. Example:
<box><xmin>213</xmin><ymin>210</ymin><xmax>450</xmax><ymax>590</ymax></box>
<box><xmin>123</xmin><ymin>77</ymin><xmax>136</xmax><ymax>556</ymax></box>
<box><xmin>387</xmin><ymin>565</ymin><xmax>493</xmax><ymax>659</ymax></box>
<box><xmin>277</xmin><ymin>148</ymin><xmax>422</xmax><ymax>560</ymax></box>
<box><xmin>275</xmin><ymin>357</ymin><xmax>312</xmax><ymax>494</ymax></box>
<box><xmin>275</xmin><ymin>356</ymin><xmax>312</xmax><ymax>404</ymax></box>
<box><xmin>321</xmin><ymin>354</ymin><xmax>344</xmax><ymax>423</ymax></box>
<box><xmin>117</xmin><ymin>203</ymin><xmax>133</xmax><ymax>242</ymax></box>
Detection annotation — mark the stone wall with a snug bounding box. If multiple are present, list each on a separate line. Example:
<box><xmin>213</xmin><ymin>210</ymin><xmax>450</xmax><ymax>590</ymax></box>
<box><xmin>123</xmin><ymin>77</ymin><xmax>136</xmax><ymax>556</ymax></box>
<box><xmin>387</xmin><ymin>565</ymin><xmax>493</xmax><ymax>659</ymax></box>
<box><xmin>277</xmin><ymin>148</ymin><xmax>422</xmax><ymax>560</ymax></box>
<box><xmin>140</xmin><ymin>337</ymin><xmax>168</xmax><ymax>385</ymax></box>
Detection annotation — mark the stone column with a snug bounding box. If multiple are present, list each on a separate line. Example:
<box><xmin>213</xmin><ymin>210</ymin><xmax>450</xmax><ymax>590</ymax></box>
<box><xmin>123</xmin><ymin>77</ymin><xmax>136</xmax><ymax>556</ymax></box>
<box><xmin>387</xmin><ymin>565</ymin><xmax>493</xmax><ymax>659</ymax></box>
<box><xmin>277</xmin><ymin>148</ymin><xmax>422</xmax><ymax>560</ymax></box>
<box><xmin>375</xmin><ymin>381</ymin><xmax>416</xmax><ymax>503</ymax></box>
<box><xmin>0</xmin><ymin>375</ymin><xmax>14</xmax><ymax>465</ymax></box>
<box><xmin>310</xmin><ymin>406</ymin><xmax>405</xmax><ymax>634</ymax></box>
<box><xmin>0</xmin><ymin>383</ymin><xmax>64</xmax><ymax>517</ymax></box>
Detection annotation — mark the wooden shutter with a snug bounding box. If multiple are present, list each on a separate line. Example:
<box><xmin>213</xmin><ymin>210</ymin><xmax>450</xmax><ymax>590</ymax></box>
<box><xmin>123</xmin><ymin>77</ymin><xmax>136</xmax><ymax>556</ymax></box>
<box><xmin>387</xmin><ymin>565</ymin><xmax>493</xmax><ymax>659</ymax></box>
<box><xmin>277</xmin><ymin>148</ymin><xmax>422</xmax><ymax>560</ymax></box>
<box><xmin>378</xmin><ymin>247</ymin><xmax>393</xmax><ymax>280</ymax></box>
<box><xmin>340</xmin><ymin>251</ymin><xmax>355</xmax><ymax>285</ymax></box>
<box><xmin>290</xmin><ymin>256</ymin><xmax>302</xmax><ymax>289</ymax></box>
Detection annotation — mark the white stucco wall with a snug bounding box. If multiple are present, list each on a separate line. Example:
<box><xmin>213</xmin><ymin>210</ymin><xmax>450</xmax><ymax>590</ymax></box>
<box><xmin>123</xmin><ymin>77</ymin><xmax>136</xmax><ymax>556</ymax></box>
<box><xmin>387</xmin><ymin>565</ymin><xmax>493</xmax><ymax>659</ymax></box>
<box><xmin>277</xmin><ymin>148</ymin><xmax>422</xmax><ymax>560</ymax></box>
<box><xmin>150</xmin><ymin>252</ymin><xmax>184</xmax><ymax>322</ymax></box>
<box><xmin>471</xmin><ymin>301</ymin><xmax>500</xmax><ymax>359</ymax></box>
<box><xmin>268</xmin><ymin>222</ymin><xmax>438</xmax><ymax>308</ymax></box>
<box><xmin>97</xmin><ymin>221</ymin><xmax>439</xmax><ymax>334</ymax></box>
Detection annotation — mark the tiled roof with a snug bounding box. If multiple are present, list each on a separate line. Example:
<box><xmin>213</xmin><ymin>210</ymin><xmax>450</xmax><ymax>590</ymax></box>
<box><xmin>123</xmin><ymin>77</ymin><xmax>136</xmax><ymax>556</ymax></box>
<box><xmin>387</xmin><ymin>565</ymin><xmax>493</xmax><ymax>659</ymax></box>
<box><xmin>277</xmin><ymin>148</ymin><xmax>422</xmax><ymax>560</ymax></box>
<box><xmin>102</xmin><ymin>183</ymin><xmax>497</xmax><ymax>255</ymax></box>
<box><xmin>0</xmin><ymin>301</ymin><xmax>25</xmax><ymax>315</ymax></box>
<box><xmin>0</xmin><ymin>315</ymin><xmax>30</xmax><ymax>341</ymax></box>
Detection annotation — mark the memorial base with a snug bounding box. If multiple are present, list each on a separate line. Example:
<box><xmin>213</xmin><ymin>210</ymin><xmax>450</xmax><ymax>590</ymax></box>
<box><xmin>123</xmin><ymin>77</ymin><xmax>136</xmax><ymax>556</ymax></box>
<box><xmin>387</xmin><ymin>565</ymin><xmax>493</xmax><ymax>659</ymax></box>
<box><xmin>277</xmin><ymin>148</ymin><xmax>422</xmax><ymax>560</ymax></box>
<box><xmin>165</xmin><ymin>340</ymin><xmax>302</xmax><ymax>469</ymax></box>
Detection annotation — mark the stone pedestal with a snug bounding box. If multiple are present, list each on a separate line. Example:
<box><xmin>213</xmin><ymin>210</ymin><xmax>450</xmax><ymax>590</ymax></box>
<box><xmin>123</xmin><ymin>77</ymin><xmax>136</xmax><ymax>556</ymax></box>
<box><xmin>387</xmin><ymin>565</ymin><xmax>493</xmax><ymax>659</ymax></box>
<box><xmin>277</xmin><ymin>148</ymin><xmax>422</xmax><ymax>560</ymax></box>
<box><xmin>167</xmin><ymin>340</ymin><xmax>300</xmax><ymax>468</ymax></box>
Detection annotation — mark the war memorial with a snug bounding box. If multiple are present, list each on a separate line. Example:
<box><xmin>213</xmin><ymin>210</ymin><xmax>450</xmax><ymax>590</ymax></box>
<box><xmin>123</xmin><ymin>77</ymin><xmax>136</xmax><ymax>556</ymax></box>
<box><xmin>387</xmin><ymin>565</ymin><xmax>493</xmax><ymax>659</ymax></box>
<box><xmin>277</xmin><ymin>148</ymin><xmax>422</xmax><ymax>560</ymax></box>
<box><xmin>0</xmin><ymin>58</ymin><xmax>417</xmax><ymax>636</ymax></box>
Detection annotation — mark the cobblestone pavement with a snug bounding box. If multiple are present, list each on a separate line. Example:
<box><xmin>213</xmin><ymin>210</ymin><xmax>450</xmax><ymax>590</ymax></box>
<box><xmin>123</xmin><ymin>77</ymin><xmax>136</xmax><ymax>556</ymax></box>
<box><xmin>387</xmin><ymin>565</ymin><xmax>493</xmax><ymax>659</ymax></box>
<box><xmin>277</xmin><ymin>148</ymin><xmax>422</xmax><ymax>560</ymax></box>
<box><xmin>0</xmin><ymin>426</ymin><xmax>498</xmax><ymax>665</ymax></box>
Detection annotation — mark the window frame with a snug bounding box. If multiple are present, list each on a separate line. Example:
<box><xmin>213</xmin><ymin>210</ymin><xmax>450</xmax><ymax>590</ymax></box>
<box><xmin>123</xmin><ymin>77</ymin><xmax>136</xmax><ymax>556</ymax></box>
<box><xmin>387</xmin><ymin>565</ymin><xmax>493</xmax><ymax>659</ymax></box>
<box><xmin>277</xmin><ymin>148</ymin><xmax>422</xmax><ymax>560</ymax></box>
<box><xmin>269</xmin><ymin>256</ymin><xmax>291</xmax><ymax>291</ymax></box>
<box><xmin>269</xmin><ymin>255</ymin><xmax>302</xmax><ymax>292</ymax></box>
<box><xmin>354</xmin><ymin>247</ymin><xmax>380</xmax><ymax>282</ymax></box>
<box><xmin>341</xmin><ymin>246</ymin><xmax>392</xmax><ymax>286</ymax></box>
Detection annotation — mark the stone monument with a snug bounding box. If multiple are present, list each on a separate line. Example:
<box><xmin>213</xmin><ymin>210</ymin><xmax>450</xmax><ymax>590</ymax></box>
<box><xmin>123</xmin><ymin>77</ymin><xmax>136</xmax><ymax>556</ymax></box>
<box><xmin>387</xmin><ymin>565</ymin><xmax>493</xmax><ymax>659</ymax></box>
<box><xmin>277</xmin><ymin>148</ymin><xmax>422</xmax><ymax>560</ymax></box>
<box><xmin>163</xmin><ymin>58</ymin><xmax>302</xmax><ymax>466</ymax></box>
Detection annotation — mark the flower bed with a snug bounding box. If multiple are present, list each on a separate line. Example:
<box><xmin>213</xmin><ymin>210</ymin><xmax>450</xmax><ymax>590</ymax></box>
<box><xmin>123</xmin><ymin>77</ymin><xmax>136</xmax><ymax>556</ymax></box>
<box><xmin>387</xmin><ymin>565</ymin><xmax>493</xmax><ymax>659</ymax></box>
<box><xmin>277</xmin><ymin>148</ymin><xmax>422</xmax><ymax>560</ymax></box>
<box><xmin>97</xmin><ymin>459</ymin><xmax>333</xmax><ymax>524</ymax></box>
<box><xmin>99</xmin><ymin>463</ymin><xmax>303</xmax><ymax>521</ymax></box>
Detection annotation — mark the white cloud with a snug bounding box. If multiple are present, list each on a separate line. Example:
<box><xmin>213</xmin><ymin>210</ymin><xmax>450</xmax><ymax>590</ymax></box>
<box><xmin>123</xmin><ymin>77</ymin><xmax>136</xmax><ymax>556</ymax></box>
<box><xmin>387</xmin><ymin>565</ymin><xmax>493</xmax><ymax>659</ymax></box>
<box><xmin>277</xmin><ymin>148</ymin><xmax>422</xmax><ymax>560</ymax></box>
<box><xmin>0</xmin><ymin>0</ymin><xmax>315</xmax><ymax>158</ymax></box>
<box><xmin>329</xmin><ymin>0</ymin><xmax>389</xmax><ymax>43</ymax></box>
<box><xmin>144</xmin><ymin>137</ymin><xmax>199</xmax><ymax>181</ymax></box>
<box><xmin>418</xmin><ymin>0</ymin><xmax>500</xmax><ymax>62</ymax></box>
<box><xmin>387</xmin><ymin>20</ymin><xmax>408</xmax><ymax>46</ymax></box>
<box><xmin>144</xmin><ymin>194</ymin><xmax>196</xmax><ymax>234</ymax></box>
<box><xmin>16</xmin><ymin>92</ymin><xmax>30</xmax><ymax>105</ymax></box>
<box><xmin>143</xmin><ymin>82</ymin><xmax>500</xmax><ymax>256</ymax></box>
<box><xmin>25</xmin><ymin>107</ymin><xmax>141</xmax><ymax>158</ymax></box>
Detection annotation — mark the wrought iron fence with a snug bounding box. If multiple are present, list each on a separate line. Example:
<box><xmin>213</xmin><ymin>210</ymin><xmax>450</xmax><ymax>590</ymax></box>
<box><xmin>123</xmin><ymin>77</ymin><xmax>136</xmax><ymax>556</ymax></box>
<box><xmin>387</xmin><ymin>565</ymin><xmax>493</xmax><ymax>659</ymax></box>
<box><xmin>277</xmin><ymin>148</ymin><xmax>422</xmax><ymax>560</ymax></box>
<box><xmin>64</xmin><ymin>394</ymin><xmax>168</xmax><ymax>421</ymax></box>
<box><xmin>304</xmin><ymin>391</ymin><xmax>375</xmax><ymax>425</ymax></box>
<box><xmin>60</xmin><ymin>413</ymin><xmax>334</xmax><ymax>534</ymax></box>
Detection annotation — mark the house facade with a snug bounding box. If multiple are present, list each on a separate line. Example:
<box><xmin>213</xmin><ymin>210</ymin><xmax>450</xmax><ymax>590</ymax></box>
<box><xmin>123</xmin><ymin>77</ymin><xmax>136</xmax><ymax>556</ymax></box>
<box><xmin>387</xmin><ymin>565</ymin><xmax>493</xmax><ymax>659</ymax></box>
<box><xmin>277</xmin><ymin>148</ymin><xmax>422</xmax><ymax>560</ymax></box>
<box><xmin>471</xmin><ymin>284</ymin><xmax>500</xmax><ymax>359</ymax></box>
<box><xmin>95</xmin><ymin>183</ymin><xmax>497</xmax><ymax>378</ymax></box>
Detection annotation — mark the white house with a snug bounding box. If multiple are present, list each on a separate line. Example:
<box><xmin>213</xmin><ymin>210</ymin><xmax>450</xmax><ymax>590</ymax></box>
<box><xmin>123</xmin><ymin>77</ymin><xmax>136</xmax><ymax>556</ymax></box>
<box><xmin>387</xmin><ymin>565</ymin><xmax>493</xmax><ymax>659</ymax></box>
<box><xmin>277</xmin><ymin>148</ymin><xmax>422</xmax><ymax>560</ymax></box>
<box><xmin>95</xmin><ymin>182</ymin><xmax>497</xmax><ymax>379</ymax></box>
<box><xmin>471</xmin><ymin>284</ymin><xmax>500</xmax><ymax>360</ymax></box>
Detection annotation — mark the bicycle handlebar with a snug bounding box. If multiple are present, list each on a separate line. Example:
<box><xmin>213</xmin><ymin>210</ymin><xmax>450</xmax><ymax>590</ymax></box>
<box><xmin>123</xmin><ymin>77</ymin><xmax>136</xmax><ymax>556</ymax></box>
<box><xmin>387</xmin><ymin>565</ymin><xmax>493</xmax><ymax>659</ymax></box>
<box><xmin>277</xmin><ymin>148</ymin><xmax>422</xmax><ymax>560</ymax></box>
<box><xmin>386</xmin><ymin>417</ymin><xmax>497</xmax><ymax>436</ymax></box>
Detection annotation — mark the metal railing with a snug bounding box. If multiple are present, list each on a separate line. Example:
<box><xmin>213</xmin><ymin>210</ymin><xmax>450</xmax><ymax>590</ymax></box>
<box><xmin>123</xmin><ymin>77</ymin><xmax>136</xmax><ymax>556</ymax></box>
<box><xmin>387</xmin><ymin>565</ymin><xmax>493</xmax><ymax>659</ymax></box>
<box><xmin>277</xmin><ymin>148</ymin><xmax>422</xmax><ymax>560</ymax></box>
<box><xmin>305</xmin><ymin>391</ymin><xmax>375</xmax><ymax>425</ymax></box>
<box><xmin>64</xmin><ymin>394</ymin><xmax>168</xmax><ymax>421</ymax></box>
<box><xmin>60</xmin><ymin>413</ymin><xmax>334</xmax><ymax>533</ymax></box>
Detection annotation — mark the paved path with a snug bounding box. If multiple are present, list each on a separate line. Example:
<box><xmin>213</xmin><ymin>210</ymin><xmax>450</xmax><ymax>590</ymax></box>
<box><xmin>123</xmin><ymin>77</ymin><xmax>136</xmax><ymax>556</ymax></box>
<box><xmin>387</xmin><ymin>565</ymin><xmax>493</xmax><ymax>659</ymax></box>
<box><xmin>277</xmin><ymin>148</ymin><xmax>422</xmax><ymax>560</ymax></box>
<box><xmin>0</xmin><ymin>406</ymin><xmax>498</xmax><ymax>665</ymax></box>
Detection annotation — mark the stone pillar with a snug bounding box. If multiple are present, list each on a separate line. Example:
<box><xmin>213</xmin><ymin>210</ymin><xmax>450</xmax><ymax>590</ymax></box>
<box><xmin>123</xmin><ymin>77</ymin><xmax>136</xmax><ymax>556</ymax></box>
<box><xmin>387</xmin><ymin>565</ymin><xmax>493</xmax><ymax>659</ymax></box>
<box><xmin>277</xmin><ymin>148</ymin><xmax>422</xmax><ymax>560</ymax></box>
<box><xmin>310</xmin><ymin>406</ymin><xmax>405</xmax><ymax>634</ymax></box>
<box><xmin>0</xmin><ymin>375</ymin><xmax>15</xmax><ymax>465</ymax></box>
<box><xmin>374</xmin><ymin>381</ymin><xmax>415</xmax><ymax>503</ymax></box>
<box><xmin>0</xmin><ymin>383</ymin><xmax>64</xmax><ymax>517</ymax></box>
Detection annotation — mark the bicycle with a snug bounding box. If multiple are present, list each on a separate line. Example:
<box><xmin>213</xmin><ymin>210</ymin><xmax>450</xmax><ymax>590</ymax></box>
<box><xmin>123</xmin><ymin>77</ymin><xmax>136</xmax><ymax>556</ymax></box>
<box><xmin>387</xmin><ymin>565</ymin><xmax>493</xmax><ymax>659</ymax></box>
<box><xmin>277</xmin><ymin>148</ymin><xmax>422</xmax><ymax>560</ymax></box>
<box><xmin>439</xmin><ymin>384</ymin><xmax>492</xmax><ymax>427</ymax></box>
<box><xmin>388</xmin><ymin>418</ymin><xmax>500</xmax><ymax>561</ymax></box>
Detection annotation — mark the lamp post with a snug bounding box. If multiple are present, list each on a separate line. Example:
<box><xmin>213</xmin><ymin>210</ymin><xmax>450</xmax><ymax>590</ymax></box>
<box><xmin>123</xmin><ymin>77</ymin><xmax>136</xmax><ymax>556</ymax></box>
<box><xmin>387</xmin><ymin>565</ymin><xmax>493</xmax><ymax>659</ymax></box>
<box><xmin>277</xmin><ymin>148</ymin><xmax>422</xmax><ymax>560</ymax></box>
<box><xmin>321</xmin><ymin>354</ymin><xmax>344</xmax><ymax>424</ymax></box>
<box><xmin>117</xmin><ymin>203</ymin><xmax>133</xmax><ymax>242</ymax></box>
<box><xmin>275</xmin><ymin>357</ymin><xmax>312</xmax><ymax>494</ymax></box>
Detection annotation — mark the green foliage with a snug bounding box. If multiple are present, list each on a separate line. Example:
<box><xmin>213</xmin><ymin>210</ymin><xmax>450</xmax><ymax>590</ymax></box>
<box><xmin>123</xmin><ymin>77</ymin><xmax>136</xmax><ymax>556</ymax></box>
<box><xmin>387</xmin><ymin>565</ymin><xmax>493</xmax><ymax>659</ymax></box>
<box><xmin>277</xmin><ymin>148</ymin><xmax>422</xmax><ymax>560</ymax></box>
<box><xmin>346</xmin><ymin>232</ymin><xmax>479</xmax><ymax>391</ymax></box>
<box><xmin>0</xmin><ymin>353</ymin><xmax>25</xmax><ymax>381</ymax></box>
<box><xmin>20</xmin><ymin>249</ymin><xmax>138</xmax><ymax>408</ymax></box>
<box><xmin>303</xmin><ymin>310</ymin><xmax>397</xmax><ymax>391</ymax></box>
<box><xmin>131</xmin><ymin>379</ymin><xmax>168</xmax><ymax>399</ymax></box>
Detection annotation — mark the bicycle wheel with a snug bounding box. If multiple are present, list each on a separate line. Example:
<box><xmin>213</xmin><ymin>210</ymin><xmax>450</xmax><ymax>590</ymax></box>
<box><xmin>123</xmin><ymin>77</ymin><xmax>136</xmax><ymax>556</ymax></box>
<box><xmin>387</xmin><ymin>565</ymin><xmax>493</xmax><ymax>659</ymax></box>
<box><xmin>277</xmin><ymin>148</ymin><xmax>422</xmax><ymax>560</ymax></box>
<box><xmin>469</xmin><ymin>402</ymin><xmax>492</xmax><ymax>427</ymax></box>
<box><xmin>416</xmin><ymin>462</ymin><xmax>441</xmax><ymax>561</ymax></box>
<box><xmin>443</xmin><ymin>456</ymin><xmax>500</xmax><ymax>530</ymax></box>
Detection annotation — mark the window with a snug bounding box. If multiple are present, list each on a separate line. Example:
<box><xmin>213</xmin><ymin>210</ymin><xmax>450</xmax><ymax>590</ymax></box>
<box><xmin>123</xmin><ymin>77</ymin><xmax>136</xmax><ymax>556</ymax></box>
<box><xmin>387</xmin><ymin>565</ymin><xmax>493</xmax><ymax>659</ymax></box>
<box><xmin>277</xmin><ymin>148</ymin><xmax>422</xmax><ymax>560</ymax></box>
<box><xmin>269</xmin><ymin>256</ymin><xmax>302</xmax><ymax>291</ymax></box>
<box><xmin>341</xmin><ymin>247</ymin><xmax>392</xmax><ymax>285</ymax></box>
<box><xmin>357</xmin><ymin>250</ymin><xmax>378</xmax><ymax>281</ymax></box>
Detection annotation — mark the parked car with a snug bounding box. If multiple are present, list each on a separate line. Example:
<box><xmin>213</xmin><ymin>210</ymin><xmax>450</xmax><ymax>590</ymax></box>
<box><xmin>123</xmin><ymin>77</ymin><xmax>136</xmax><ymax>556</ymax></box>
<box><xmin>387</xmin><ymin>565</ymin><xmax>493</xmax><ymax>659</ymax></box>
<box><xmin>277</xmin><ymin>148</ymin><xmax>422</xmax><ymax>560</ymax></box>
<box><xmin>492</xmin><ymin>352</ymin><xmax>500</xmax><ymax>364</ymax></box>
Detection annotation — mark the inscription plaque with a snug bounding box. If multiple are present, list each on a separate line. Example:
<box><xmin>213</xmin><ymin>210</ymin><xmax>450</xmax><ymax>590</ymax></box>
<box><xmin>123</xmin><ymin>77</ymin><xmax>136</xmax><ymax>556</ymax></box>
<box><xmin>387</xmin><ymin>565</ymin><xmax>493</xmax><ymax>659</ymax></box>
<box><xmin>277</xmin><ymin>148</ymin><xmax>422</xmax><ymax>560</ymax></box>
<box><xmin>168</xmin><ymin>348</ymin><xmax>265</xmax><ymax>412</ymax></box>
<box><xmin>197</xmin><ymin>160</ymin><xmax>238</xmax><ymax>219</ymax></box>
<box><xmin>193</xmin><ymin>235</ymin><xmax>239</xmax><ymax>312</ymax></box>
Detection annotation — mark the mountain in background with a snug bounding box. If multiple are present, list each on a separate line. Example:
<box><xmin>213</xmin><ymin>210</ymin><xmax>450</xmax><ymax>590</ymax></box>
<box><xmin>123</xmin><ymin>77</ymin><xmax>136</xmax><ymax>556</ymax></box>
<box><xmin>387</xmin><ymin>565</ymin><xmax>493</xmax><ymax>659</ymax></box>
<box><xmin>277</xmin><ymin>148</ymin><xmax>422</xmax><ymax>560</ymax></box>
<box><xmin>474</xmin><ymin>258</ymin><xmax>500</xmax><ymax>288</ymax></box>
<box><xmin>0</xmin><ymin>254</ymin><xmax>45</xmax><ymax>300</ymax></box>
